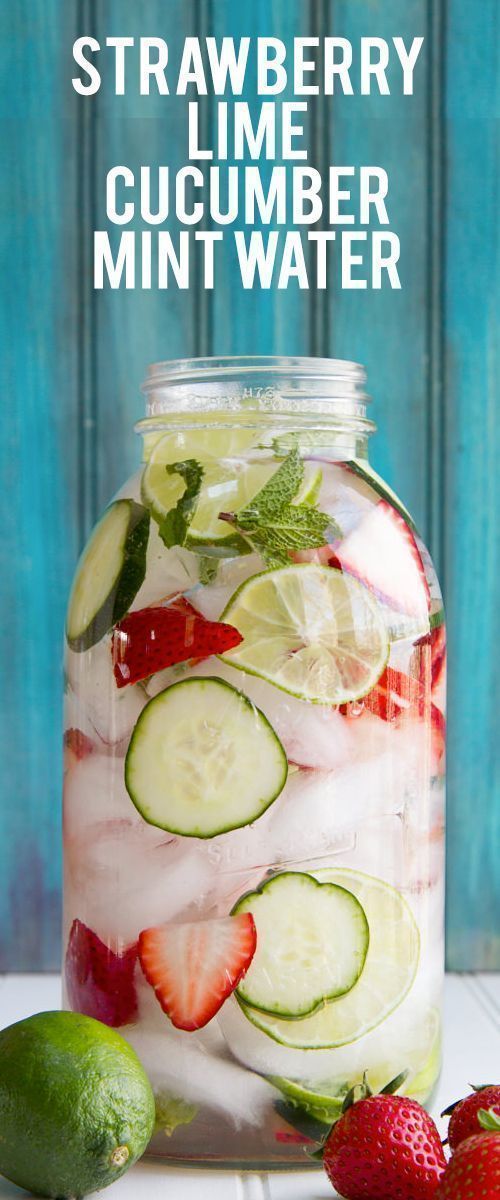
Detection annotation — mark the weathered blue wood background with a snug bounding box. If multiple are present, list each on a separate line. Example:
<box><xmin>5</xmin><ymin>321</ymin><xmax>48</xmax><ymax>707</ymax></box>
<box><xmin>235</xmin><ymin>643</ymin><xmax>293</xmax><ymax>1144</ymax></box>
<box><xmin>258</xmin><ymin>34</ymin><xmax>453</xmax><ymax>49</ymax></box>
<box><xmin>0</xmin><ymin>1</ymin><xmax>498</xmax><ymax>969</ymax></box>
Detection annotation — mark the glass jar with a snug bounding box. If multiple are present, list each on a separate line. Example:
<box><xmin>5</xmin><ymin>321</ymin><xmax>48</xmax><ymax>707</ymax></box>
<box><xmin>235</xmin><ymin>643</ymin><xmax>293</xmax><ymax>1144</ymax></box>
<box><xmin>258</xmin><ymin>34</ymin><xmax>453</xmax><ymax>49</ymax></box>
<box><xmin>63</xmin><ymin>357</ymin><xmax>445</xmax><ymax>1168</ymax></box>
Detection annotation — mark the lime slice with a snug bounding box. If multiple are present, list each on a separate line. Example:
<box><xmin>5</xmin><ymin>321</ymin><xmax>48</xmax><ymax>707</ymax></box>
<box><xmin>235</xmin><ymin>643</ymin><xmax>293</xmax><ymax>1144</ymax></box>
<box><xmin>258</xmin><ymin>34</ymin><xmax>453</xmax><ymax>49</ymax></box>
<box><xmin>401</xmin><ymin>1009</ymin><xmax>441</xmax><ymax>1104</ymax></box>
<box><xmin>269</xmin><ymin>1075</ymin><xmax>345</xmax><ymax>1124</ymax></box>
<box><xmin>141</xmin><ymin>424</ymin><xmax>257</xmax><ymax>463</ymax></box>
<box><xmin>220</xmin><ymin>564</ymin><xmax>389</xmax><ymax>705</ymax></box>
<box><xmin>141</xmin><ymin>432</ymin><xmax>321</xmax><ymax>551</ymax></box>
<box><xmin>240</xmin><ymin>869</ymin><xmax>420</xmax><ymax>1048</ymax></box>
<box><xmin>296</xmin><ymin>464</ymin><xmax>322</xmax><ymax>506</ymax></box>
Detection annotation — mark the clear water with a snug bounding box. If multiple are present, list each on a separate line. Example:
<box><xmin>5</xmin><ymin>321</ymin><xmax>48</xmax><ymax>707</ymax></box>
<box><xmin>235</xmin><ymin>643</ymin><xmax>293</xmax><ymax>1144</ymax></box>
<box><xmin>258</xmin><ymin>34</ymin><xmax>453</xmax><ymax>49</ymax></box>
<box><xmin>63</xmin><ymin>445</ymin><xmax>445</xmax><ymax>1167</ymax></box>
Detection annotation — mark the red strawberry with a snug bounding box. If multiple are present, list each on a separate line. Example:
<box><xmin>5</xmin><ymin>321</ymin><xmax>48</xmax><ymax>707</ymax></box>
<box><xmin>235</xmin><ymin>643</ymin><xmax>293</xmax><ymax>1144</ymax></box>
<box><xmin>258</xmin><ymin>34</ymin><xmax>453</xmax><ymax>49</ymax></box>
<box><xmin>340</xmin><ymin>668</ymin><xmax>424</xmax><ymax>722</ymax></box>
<box><xmin>63</xmin><ymin>727</ymin><xmax>94</xmax><ymax>772</ymax></box>
<box><xmin>431</xmin><ymin>703</ymin><xmax>446</xmax><ymax>775</ymax></box>
<box><xmin>436</xmin><ymin>1133</ymin><xmax>500</xmax><ymax>1198</ymax></box>
<box><xmin>319</xmin><ymin>1089</ymin><xmax>446</xmax><ymax>1199</ymax></box>
<box><xmin>443</xmin><ymin>1085</ymin><xmax>500</xmax><ymax>1150</ymax></box>
<box><xmin>65</xmin><ymin>918</ymin><xmax>138</xmax><ymax>1028</ymax></box>
<box><xmin>111</xmin><ymin>596</ymin><xmax>243</xmax><ymax>688</ymax></box>
<box><xmin>337</xmin><ymin>500</ymin><xmax>431</xmax><ymax>619</ymax></box>
<box><xmin>292</xmin><ymin>544</ymin><xmax>341</xmax><ymax>568</ymax></box>
<box><xmin>413</xmin><ymin>623</ymin><xmax>447</xmax><ymax>698</ymax></box>
<box><xmin>139</xmin><ymin>913</ymin><xmax>256</xmax><ymax>1031</ymax></box>
<box><xmin>430</xmin><ymin>624</ymin><xmax>446</xmax><ymax>693</ymax></box>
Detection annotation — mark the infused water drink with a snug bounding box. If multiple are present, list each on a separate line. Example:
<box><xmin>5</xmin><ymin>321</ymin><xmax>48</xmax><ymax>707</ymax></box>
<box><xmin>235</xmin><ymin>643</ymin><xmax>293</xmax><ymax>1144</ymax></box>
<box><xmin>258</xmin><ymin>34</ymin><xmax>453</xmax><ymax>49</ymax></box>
<box><xmin>63</xmin><ymin>359</ymin><xmax>445</xmax><ymax>1167</ymax></box>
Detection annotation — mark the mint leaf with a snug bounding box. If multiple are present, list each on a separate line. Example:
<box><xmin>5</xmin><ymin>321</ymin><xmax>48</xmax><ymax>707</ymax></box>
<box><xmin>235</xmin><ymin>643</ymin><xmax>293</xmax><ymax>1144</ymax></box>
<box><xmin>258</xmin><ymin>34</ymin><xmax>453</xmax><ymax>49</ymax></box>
<box><xmin>197</xmin><ymin>555</ymin><xmax>219</xmax><ymax>585</ymax></box>
<box><xmin>241</xmin><ymin>505</ymin><xmax>333</xmax><ymax>568</ymax></box>
<box><xmin>157</xmin><ymin>459</ymin><xmax>204</xmax><ymax>549</ymax></box>
<box><xmin>238</xmin><ymin>447</ymin><xmax>304</xmax><ymax>525</ymax></box>
<box><xmin>219</xmin><ymin>449</ymin><xmax>340</xmax><ymax>568</ymax></box>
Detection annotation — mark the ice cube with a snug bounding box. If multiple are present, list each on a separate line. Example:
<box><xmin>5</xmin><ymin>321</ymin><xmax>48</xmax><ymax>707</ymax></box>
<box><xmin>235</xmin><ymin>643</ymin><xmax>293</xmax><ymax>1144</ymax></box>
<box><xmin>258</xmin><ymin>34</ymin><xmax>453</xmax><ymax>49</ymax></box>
<box><xmin>188</xmin><ymin>553</ymin><xmax>262</xmax><ymax>622</ymax></box>
<box><xmin>66</xmin><ymin>639</ymin><xmax>146</xmax><ymax>746</ymax></box>
<box><xmin>170</xmin><ymin>657</ymin><xmax>359</xmax><ymax>771</ymax></box>
<box><xmin>313</xmin><ymin>460</ymin><xmax>375</xmax><ymax>537</ymax></box>
<box><xmin>121</xmin><ymin>1014</ymin><xmax>273</xmax><ymax>1126</ymax></box>
<box><xmin>130</xmin><ymin>525</ymin><xmax>201</xmax><ymax>611</ymax></box>
<box><xmin>218</xmin><ymin>984</ymin><xmax>441</xmax><ymax>1088</ymax></box>
<box><xmin>64</xmin><ymin>756</ymin><xmax>220</xmax><ymax>942</ymax></box>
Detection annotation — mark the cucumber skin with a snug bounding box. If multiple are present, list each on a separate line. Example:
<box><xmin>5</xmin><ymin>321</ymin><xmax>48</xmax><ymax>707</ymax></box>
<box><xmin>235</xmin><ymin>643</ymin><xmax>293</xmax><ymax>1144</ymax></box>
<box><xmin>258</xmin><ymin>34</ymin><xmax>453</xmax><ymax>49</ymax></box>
<box><xmin>67</xmin><ymin>500</ymin><xmax>150</xmax><ymax>652</ymax></box>
<box><xmin>232</xmin><ymin>871</ymin><xmax>370</xmax><ymax>1018</ymax></box>
<box><xmin>124</xmin><ymin>675</ymin><xmax>288</xmax><ymax>838</ymax></box>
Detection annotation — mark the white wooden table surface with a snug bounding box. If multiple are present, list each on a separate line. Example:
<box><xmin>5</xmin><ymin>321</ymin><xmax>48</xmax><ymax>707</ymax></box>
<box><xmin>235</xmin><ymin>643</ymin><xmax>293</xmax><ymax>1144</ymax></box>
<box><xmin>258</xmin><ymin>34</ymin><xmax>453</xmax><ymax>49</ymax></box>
<box><xmin>0</xmin><ymin>974</ymin><xmax>499</xmax><ymax>1199</ymax></box>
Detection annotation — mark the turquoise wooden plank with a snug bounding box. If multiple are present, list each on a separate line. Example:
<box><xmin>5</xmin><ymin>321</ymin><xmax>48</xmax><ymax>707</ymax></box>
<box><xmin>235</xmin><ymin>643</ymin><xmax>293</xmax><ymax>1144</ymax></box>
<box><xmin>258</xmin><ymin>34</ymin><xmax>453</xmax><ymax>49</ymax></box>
<box><xmin>85</xmin><ymin>1</ymin><xmax>205</xmax><ymax>517</ymax></box>
<box><xmin>206</xmin><ymin>0</ymin><xmax>313</xmax><ymax>356</ymax></box>
<box><xmin>443</xmin><ymin>0</ymin><xmax>500</xmax><ymax>969</ymax></box>
<box><xmin>321</xmin><ymin>0</ymin><xmax>434</xmax><ymax>539</ymax></box>
<box><xmin>0</xmin><ymin>2</ymin><xmax>80</xmax><ymax>967</ymax></box>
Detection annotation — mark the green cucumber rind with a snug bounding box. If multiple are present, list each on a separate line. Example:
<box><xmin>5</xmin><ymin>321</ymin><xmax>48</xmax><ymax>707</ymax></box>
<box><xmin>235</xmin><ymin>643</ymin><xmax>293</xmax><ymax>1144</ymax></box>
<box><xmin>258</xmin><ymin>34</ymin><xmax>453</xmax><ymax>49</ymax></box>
<box><xmin>429</xmin><ymin>606</ymin><xmax>446</xmax><ymax>630</ymax></box>
<box><xmin>66</xmin><ymin>499</ymin><xmax>150</xmax><ymax>652</ymax></box>
<box><xmin>231</xmin><ymin>871</ymin><xmax>369</xmax><ymax>1018</ymax></box>
<box><xmin>124</xmin><ymin>676</ymin><xmax>288</xmax><ymax>838</ymax></box>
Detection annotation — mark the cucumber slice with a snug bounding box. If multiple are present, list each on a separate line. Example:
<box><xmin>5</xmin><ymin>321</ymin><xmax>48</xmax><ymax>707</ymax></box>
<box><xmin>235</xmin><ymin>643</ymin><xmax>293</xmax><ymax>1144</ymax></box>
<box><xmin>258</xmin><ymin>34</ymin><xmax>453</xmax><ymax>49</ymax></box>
<box><xmin>232</xmin><ymin>872</ymin><xmax>369</xmax><ymax>1018</ymax></box>
<box><xmin>67</xmin><ymin>500</ymin><xmax>150</xmax><ymax>652</ymax></box>
<box><xmin>239</xmin><ymin>869</ymin><xmax>419</xmax><ymax>1048</ymax></box>
<box><xmin>125</xmin><ymin>676</ymin><xmax>288</xmax><ymax>837</ymax></box>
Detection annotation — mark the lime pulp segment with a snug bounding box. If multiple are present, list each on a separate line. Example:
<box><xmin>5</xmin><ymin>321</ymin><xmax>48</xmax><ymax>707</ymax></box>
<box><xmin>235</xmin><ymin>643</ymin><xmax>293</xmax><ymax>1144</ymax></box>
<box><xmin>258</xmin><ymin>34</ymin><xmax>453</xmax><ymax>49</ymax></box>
<box><xmin>221</xmin><ymin>564</ymin><xmax>389</xmax><ymax>705</ymax></box>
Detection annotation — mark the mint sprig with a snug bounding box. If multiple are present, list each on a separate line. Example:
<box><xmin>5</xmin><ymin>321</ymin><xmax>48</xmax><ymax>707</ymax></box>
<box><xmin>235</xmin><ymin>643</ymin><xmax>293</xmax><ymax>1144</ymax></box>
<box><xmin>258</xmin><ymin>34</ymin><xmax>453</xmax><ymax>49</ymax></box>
<box><xmin>220</xmin><ymin>448</ymin><xmax>339</xmax><ymax>567</ymax></box>
<box><xmin>157</xmin><ymin>459</ymin><xmax>204</xmax><ymax>549</ymax></box>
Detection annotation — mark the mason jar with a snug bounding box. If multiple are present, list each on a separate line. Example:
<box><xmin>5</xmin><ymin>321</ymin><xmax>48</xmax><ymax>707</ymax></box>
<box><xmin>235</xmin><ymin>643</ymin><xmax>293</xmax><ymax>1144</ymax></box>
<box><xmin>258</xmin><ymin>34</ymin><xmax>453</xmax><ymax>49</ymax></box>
<box><xmin>63</xmin><ymin>356</ymin><xmax>445</xmax><ymax>1167</ymax></box>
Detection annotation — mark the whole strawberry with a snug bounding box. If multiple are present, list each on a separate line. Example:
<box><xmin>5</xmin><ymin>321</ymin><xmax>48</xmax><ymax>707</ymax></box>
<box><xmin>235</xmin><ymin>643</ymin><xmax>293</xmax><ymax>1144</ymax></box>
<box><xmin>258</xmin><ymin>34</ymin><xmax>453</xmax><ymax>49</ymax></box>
<box><xmin>318</xmin><ymin>1076</ymin><xmax>446</xmax><ymax>1200</ymax></box>
<box><xmin>442</xmin><ymin>1084</ymin><xmax>500</xmax><ymax>1149</ymax></box>
<box><xmin>436</xmin><ymin>1132</ymin><xmax>500</xmax><ymax>1198</ymax></box>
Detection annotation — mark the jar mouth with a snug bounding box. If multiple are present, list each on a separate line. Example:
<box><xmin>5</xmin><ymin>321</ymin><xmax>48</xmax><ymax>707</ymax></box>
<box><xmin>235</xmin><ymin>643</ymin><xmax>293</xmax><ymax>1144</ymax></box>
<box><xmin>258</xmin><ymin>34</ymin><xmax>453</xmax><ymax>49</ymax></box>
<box><xmin>140</xmin><ymin>355</ymin><xmax>373</xmax><ymax>436</ymax></box>
<box><xmin>142</xmin><ymin>355</ymin><xmax>367</xmax><ymax>390</ymax></box>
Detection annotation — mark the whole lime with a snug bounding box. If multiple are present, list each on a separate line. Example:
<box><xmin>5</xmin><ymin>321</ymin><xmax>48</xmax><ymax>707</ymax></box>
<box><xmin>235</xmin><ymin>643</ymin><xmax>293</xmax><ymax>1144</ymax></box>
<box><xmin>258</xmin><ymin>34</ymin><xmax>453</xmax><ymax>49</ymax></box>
<box><xmin>0</xmin><ymin>1010</ymin><xmax>155</xmax><ymax>1198</ymax></box>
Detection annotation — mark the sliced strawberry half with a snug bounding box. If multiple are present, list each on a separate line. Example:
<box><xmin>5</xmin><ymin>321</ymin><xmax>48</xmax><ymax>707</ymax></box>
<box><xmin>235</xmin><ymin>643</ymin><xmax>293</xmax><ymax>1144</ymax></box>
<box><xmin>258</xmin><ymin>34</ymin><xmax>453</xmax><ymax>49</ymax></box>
<box><xmin>139</xmin><ymin>913</ymin><xmax>257</xmax><ymax>1031</ymax></box>
<box><xmin>111</xmin><ymin>596</ymin><xmax>243</xmax><ymax>688</ymax></box>
<box><xmin>336</xmin><ymin>499</ymin><xmax>431</xmax><ymax>619</ymax></box>
<box><xmin>65</xmin><ymin>918</ymin><xmax>138</xmax><ymax>1028</ymax></box>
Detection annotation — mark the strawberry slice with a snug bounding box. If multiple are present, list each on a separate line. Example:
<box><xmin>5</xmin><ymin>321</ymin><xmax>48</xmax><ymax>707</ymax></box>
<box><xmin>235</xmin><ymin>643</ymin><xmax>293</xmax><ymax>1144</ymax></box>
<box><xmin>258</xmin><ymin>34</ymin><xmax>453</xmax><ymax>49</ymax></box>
<box><xmin>63</xmin><ymin>728</ymin><xmax>95</xmax><ymax>772</ymax></box>
<box><xmin>111</xmin><ymin>596</ymin><xmax>243</xmax><ymax>688</ymax></box>
<box><xmin>139</xmin><ymin>913</ymin><xmax>257</xmax><ymax>1031</ymax></box>
<box><xmin>65</xmin><ymin>919</ymin><xmax>138</xmax><ymax>1028</ymax></box>
<box><xmin>340</xmin><ymin>667</ymin><xmax>423</xmax><ymax>722</ymax></box>
<box><xmin>431</xmin><ymin>702</ymin><xmax>446</xmax><ymax>775</ymax></box>
<box><xmin>336</xmin><ymin>500</ymin><xmax>430</xmax><ymax>618</ymax></box>
<box><xmin>430</xmin><ymin>623</ymin><xmax>446</xmax><ymax>692</ymax></box>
